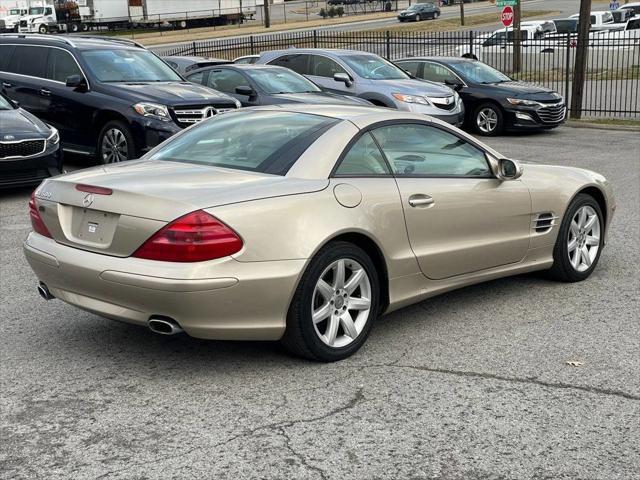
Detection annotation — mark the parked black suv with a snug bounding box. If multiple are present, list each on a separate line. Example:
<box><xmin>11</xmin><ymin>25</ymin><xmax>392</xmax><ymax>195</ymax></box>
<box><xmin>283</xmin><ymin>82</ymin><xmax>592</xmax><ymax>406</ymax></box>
<box><xmin>0</xmin><ymin>91</ymin><xmax>61</xmax><ymax>187</ymax></box>
<box><xmin>0</xmin><ymin>35</ymin><xmax>240</xmax><ymax>163</ymax></box>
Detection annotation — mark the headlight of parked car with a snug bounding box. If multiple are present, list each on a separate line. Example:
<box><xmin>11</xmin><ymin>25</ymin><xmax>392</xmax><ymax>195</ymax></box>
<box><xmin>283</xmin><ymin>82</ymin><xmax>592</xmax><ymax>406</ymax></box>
<box><xmin>133</xmin><ymin>102</ymin><xmax>171</xmax><ymax>122</ymax></box>
<box><xmin>507</xmin><ymin>98</ymin><xmax>543</xmax><ymax>108</ymax></box>
<box><xmin>392</xmin><ymin>93</ymin><xmax>433</xmax><ymax>106</ymax></box>
<box><xmin>46</xmin><ymin>127</ymin><xmax>60</xmax><ymax>149</ymax></box>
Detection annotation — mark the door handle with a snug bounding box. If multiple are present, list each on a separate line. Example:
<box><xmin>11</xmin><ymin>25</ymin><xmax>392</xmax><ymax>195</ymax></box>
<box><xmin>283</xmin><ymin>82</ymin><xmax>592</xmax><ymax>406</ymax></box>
<box><xmin>2</xmin><ymin>82</ymin><xmax>13</xmax><ymax>88</ymax></box>
<box><xmin>39</xmin><ymin>88</ymin><xmax>51</xmax><ymax>96</ymax></box>
<box><xmin>408</xmin><ymin>194</ymin><xmax>435</xmax><ymax>207</ymax></box>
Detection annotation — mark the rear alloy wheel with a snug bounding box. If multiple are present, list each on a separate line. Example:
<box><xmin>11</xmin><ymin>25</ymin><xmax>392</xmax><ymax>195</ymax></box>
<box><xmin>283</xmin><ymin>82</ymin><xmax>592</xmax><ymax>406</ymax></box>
<box><xmin>282</xmin><ymin>242</ymin><xmax>379</xmax><ymax>362</ymax></box>
<box><xmin>98</xmin><ymin>121</ymin><xmax>133</xmax><ymax>164</ymax></box>
<box><xmin>548</xmin><ymin>194</ymin><xmax>604</xmax><ymax>282</ymax></box>
<box><xmin>415</xmin><ymin>13</ymin><xmax>421</xmax><ymax>21</ymax></box>
<box><xmin>474</xmin><ymin>103</ymin><xmax>503</xmax><ymax>136</ymax></box>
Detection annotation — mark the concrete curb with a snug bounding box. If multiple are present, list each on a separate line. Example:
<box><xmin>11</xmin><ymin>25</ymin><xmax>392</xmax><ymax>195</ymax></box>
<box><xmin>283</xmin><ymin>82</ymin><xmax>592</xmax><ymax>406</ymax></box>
<box><xmin>564</xmin><ymin>121</ymin><xmax>640</xmax><ymax>132</ymax></box>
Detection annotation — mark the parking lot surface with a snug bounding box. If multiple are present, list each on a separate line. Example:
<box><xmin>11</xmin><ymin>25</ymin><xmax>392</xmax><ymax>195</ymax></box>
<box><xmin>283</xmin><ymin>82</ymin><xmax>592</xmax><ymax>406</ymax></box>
<box><xmin>1</xmin><ymin>126</ymin><xmax>639</xmax><ymax>479</ymax></box>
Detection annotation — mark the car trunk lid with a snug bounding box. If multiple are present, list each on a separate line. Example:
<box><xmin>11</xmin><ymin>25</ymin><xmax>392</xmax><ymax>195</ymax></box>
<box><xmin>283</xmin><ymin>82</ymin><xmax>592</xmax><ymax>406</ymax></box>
<box><xmin>35</xmin><ymin>160</ymin><xmax>328</xmax><ymax>257</ymax></box>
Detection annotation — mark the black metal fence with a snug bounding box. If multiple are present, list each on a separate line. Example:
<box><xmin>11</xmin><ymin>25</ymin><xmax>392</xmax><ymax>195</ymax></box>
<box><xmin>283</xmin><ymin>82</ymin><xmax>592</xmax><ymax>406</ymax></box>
<box><xmin>157</xmin><ymin>29</ymin><xmax>640</xmax><ymax>118</ymax></box>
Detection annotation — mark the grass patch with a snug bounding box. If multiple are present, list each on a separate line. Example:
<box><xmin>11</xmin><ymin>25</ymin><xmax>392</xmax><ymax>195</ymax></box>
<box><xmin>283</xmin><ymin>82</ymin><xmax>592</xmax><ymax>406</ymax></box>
<box><xmin>365</xmin><ymin>10</ymin><xmax>559</xmax><ymax>33</ymax></box>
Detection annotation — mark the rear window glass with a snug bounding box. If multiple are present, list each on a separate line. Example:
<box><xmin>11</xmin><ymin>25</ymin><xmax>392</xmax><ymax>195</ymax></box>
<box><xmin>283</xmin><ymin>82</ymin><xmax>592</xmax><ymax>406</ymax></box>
<box><xmin>149</xmin><ymin>111</ymin><xmax>338</xmax><ymax>175</ymax></box>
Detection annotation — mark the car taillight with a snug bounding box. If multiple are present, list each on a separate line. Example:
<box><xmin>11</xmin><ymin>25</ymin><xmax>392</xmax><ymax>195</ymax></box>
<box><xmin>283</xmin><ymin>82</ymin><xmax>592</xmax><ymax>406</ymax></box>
<box><xmin>29</xmin><ymin>190</ymin><xmax>52</xmax><ymax>238</ymax></box>
<box><xmin>132</xmin><ymin>210</ymin><xmax>243</xmax><ymax>262</ymax></box>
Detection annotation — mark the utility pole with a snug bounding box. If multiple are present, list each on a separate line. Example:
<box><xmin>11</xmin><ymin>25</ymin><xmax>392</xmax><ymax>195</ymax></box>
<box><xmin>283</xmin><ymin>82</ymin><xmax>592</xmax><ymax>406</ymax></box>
<box><xmin>263</xmin><ymin>0</ymin><xmax>271</xmax><ymax>28</ymax></box>
<box><xmin>570</xmin><ymin>0</ymin><xmax>591</xmax><ymax>118</ymax></box>
<box><xmin>512</xmin><ymin>0</ymin><xmax>521</xmax><ymax>73</ymax></box>
<box><xmin>459</xmin><ymin>0</ymin><xmax>465</xmax><ymax>26</ymax></box>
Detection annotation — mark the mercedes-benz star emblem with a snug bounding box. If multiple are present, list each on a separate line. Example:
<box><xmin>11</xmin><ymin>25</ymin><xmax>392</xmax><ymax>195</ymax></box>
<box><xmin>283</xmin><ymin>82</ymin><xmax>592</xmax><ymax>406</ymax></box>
<box><xmin>203</xmin><ymin>107</ymin><xmax>217</xmax><ymax>118</ymax></box>
<box><xmin>82</xmin><ymin>193</ymin><xmax>94</xmax><ymax>208</ymax></box>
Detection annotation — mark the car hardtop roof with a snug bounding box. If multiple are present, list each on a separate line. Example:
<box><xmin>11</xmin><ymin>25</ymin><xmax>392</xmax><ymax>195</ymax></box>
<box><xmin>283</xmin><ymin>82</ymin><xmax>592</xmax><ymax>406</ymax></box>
<box><xmin>247</xmin><ymin>104</ymin><xmax>432</xmax><ymax>123</ymax></box>
<box><xmin>186</xmin><ymin>63</ymin><xmax>288</xmax><ymax>75</ymax></box>
<box><xmin>163</xmin><ymin>55</ymin><xmax>229</xmax><ymax>62</ymax></box>
<box><xmin>398</xmin><ymin>56</ymin><xmax>476</xmax><ymax>64</ymax></box>
<box><xmin>0</xmin><ymin>33</ymin><xmax>145</xmax><ymax>51</ymax></box>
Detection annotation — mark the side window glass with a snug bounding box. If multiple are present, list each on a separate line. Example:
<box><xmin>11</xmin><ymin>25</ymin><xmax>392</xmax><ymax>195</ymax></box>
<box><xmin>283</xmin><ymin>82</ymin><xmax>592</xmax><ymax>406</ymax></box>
<box><xmin>206</xmin><ymin>70</ymin><xmax>249</xmax><ymax>93</ymax></box>
<box><xmin>396</xmin><ymin>61</ymin><xmax>420</xmax><ymax>77</ymax></box>
<box><xmin>335</xmin><ymin>133</ymin><xmax>390</xmax><ymax>176</ymax></box>
<box><xmin>309</xmin><ymin>55</ymin><xmax>347</xmax><ymax>78</ymax></box>
<box><xmin>186</xmin><ymin>71</ymin><xmax>204</xmax><ymax>84</ymax></box>
<box><xmin>422</xmin><ymin>63</ymin><xmax>458</xmax><ymax>83</ymax></box>
<box><xmin>0</xmin><ymin>45</ymin><xmax>16</xmax><ymax>71</ymax></box>
<box><xmin>269</xmin><ymin>54</ymin><xmax>309</xmax><ymax>75</ymax></box>
<box><xmin>7</xmin><ymin>46</ymin><xmax>48</xmax><ymax>78</ymax></box>
<box><xmin>371</xmin><ymin>124</ymin><xmax>491</xmax><ymax>177</ymax></box>
<box><xmin>46</xmin><ymin>49</ymin><xmax>81</xmax><ymax>83</ymax></box>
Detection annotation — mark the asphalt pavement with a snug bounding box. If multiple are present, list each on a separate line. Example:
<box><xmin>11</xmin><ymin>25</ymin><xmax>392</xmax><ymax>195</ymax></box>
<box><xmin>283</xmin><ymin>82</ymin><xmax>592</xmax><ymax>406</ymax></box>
<box><xmin>1</xmin><ymin>126</ymin><xmax>639</xmax><ymax>479</ymax></box>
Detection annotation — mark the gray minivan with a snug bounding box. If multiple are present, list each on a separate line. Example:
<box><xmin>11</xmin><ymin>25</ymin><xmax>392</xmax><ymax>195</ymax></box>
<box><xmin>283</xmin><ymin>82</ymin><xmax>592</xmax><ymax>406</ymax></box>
<box><xmin>257</xmin><ymin>49</ymin><xmax>465</xmax><ymax>126</ymax></box>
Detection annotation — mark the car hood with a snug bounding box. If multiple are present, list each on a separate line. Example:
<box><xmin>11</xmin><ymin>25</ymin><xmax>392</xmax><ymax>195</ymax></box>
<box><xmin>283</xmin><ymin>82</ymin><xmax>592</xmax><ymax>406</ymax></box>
<box><xmin>479</xmin><ymin>81</ymin><xmax>562</xmax><ymax>100</ymax></box>
<box><xmin>41</xmin><ymin>160</ymin><xmax>329</xmax><ymax>222</ymax></box>
<box><xmin>0</xmin><ymin>108</ymin><xmax>50</xmax><ymax>140</ymax></box>
<box><xmin>271</xmin><ymin>92</ymin><xmax>371</xmax><ymax>105</ymax></box>
<box><xmin>371</xmin><ymin>78</ymin><xmax>454</xmax><ymax>97</ymax></box>
<box><xmin>97</xmin><ymin>81</ymin><xmax>239</xmax><ymax>107</ymax></box>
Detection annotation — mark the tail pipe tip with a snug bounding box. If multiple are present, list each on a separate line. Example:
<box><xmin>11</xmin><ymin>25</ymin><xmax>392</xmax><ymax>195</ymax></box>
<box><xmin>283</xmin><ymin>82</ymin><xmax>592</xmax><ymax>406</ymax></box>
<box><xmin>148</xmin><ymin>317</ymin><xmax>184</xmax><ymax>336</ymax></box>
<box><xmin>38</xmin><ymin>282</ymin><xmax>55</xmax><ymax>301</ymax></box>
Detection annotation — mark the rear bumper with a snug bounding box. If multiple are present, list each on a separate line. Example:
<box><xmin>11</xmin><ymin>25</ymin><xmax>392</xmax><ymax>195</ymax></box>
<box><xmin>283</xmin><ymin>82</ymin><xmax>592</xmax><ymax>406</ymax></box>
<box><xmin>0</xmin><ymin>149</ymin><xmax>62</xmax><ymax>188</ymax></box>
<box><xmin>23</xmin><ymin>232</ymin><xmax>306</xmax><ymax>340</ymax></box>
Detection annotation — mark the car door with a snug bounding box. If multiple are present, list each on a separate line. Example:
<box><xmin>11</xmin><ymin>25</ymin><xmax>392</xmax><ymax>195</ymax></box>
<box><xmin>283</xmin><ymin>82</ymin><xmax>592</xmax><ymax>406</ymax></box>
<box><xmin>370</xmin><ymin>122</ymin><xmax>531</xmax><ymax>280</ymax></box>
<box><xmin>305</xmin><ymin>54</ymin><xmax>355</xmax><ymax>95</ymax></box>
<box><xmin>203</xmin><ymin>68</ymin><xmax>256</xmax><ymax>106</ymax></box>
<box><xmin>41</xmin><ymin>47</ymin><xmax>93</xmax><ymax>150</ymax></box>
<box><xmin>0</xmin><ymin>44</ymin><xmax>49</xmax><ymax>117</ymax></box>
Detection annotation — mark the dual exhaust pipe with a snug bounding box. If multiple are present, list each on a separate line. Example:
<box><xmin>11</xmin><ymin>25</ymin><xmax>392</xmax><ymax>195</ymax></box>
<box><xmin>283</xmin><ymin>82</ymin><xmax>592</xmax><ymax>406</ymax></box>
<box><xmin>37</xmin><ymin>282</ymin><xmax>183</xmax><ymax>336</ymax></box>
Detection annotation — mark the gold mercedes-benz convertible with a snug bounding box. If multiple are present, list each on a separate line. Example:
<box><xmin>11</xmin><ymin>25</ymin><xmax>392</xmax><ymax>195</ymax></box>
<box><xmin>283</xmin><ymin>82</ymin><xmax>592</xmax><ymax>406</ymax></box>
<box><xmin>24</xmin><ymin>105</ymin><xmax>615</xmax><ymax>361</ymax></box>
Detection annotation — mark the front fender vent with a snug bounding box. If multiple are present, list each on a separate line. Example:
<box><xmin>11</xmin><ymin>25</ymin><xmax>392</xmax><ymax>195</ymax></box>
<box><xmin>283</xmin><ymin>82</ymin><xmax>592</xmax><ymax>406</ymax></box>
<box><xmin>532</xmin><ymin>212</ymin><xmax>558</xmax><ymax>233</ymax></box>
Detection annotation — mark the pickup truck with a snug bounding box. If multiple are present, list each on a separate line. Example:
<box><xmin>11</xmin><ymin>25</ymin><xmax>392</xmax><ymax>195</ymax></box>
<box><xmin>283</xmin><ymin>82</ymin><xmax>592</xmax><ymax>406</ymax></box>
<box><xmin>456</xmin><ymin>25</ymin><xmax>545</xmax><ymax>61</ymax></box>
<box><xmin>569</xmin><ymin>11</ymin><xmax>620</xmax><ymax>31</ymax></box>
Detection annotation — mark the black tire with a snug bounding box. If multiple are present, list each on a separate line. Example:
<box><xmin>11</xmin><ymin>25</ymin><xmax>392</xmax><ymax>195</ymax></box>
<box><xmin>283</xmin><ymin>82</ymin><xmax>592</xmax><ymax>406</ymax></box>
<box><xmin>473</xmin><ymin>102</ymin><xmax>504</xmax><ymax>136</ymax></box>
<box><xmin>548</xmin><ymin>194</ymin><xmax>605</xmax><ymax>282</ymax></box>
<box><xmin>434</xmin><ymin>11</ymin><xmax>440</xmax><ymax>18</ymax></box>
<box><xmin>70</xmin><ymin>23</ymin><xmax>80</xmax><ymax>32</ymax></box>
<box><xmin>38</xmin><ymin>24</ymin><xmax>47</xmax><ymax>34</ymax></box>
<box><xmin>97</xmin><ymin>120</ymin><xmax>135</xmax><ymax>164</ymax></box>
<box><xmin>415</xmin><ymin>13</ymin><xmax>421</xmax><ymax>21</ymax></box>
<box><xmin>281</xmin><ymin>241</ymin><xmax>380</xmax><ymax>362</ymax></box>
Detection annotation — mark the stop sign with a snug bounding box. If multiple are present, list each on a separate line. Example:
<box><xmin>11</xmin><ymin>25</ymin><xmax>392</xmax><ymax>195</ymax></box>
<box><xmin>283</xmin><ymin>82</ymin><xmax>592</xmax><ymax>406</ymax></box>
<box><xmin>501</xmin><ymin>6</ymin><xmax>514</xmax><ymax>27</ymax></box>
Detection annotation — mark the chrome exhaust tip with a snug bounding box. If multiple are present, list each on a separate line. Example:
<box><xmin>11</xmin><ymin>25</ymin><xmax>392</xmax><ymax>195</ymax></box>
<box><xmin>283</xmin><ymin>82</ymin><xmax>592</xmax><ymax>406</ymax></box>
<box><xmin>148</xmin><ymin>316</ymin><xmax>183</xmax><ymax>335</ymax></box>
<box><xmin>38</xmin><ymin>282</ymin><xmax>55</xmax><ymax>301</ymax></box>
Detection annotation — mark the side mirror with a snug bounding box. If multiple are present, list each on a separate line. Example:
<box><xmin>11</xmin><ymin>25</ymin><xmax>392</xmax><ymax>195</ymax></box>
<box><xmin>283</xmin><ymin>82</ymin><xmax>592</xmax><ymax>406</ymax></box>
<box><xmin>333</xmin><ymin>72</ymin><xmax>353</xmax><ymax>87</ymax></box>
<box><xmin>495</xmin><ymin>158</ymin><xmax>523</xmax><ymax>180</ymax></box>
<box><xmin>235</xmin><ymin>85</ymin><xmax>256</xmax><ymax>98</ymax></box>
<box><xmin>444</xmin><ymin>79</ymin><xmax>463</xmax><ymax>91</ymax></box>
<box><xmin>65</xmin><ymin>75</ymin><xmax>87</xmax><ymax>90</ymax></box>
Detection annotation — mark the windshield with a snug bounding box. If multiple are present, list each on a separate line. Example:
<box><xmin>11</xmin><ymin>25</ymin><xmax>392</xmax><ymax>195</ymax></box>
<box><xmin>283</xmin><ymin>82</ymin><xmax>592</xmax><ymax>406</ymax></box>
<box><xmin>29</xmin><ymin>7</ymin><xmax>44</xmax><ymax>14</ymax></box>
<box><xmin>9</xmin><ymin>8</ymin><xmax>21</xmax><ymax>15</ymax></box>
<box><xmin>451</xmin><ymin>61</ymin><xmax>511</xmax><ymax>84</ymax></box>
<box><xmin>0</xmin><ymin>95</ymin><xmax>13</xmax><ymax>110</ymax></box>
<box><xmin>251</xmin><ymin>68</ymin><xmax>320</xmax><ymax>94</ymax></box>
<box><xmin>341</xmin><ymin>54</ymin><xmax>409</xmax><ymax>80</ymax></box>
<box><xmin>81</xmin><ymin>49</ymin><xmax>183</xmax><ymax>82</ymax></box>
<box><xmin>149</xmin><ymin>111</ymin><xmax>338</xmax><ymax>175</ymax></box>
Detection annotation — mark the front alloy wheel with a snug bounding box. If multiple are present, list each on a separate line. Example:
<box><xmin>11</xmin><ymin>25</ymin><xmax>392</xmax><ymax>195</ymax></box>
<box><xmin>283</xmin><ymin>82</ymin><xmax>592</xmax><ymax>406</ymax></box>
<box><xmin>476</xmin><ymin>107</ymin><xmax>498</xmax><ymax>134</ymax></box>
<box><xmin>98</xmin><ymin>121</ymin><xmax>133</xmax><ymax>164</ymax></box>
<box><xmin>567</xmin><ymin>205</ymin><xmax>601</xmax><ymax>273</ymax></box>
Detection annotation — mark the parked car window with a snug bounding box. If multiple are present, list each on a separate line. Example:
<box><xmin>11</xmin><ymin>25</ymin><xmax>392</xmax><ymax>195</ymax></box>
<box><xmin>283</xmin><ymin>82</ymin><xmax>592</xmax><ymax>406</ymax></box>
<box><xmin>251</xmin><ymin>68</ymin><xmax>320</xmax><ymax>93</ymax></box>
<box><xmin>308</xmin><ymin>55</ymin><xmax>348</xmax><ymax>78</ymax></box>
<box><xmin>371</xmin><ymin>124</ymin><xmax>491</xmax><ymax>177</ymax></box>
<box><xmin>450</xmin><ymin>61</ymin><xmax>510</xmax><ymax>84</ymax></box>
<box><xmin>149</xmin><ymin>111</ymin><xmax>338</xmax><ymax>175</ymax></box>
<box><xmin>206</xmin><ymin>69</ymin><xmax>250</xmax><ymax>93</ymax></box>
<box><xmin>6</xmin><ymin>45</ymin><xmax>49</xmax><ymax>78</ymax></box>
<box><xmin>80</xmin><ymin>49</ymin><xmax>182</xmax><ymax>82</ymax></box>
<box><xmin>186</xmin><ymin>71</ymin><xmax>204</xmax><ymax>83</ymax></box>
<box><xmin>340</xmin><ymin>54</ymin><xmax>409</xmax><ymax>80</ymax></box>
<box><xmin>268</xmin><ymin>54</ymin><xmax>310</xmax><ymax>75</ymax></box>
<box><xmin>421</xmin><ymin>62</ymin><xmax>460</xmax><ymax>84</ymax></box>
<box><xmin>627</xmin><ymin>18</ymin><xmax>640</xmax><ymax>29</ymax></box>
<box><xmin>335</xmin><ymin>133</ymin><xmax>390</xmax><ymax>176</ymax></box>
<box><xmin>165</xmin><ymin>60</ymin><xmax>178</xmax><ymax>70</ymax></box>
<box><xmin>46</xmin><ymin>49</ymin><xmax>82</xmax><ymax>83</ymax></box>
<box><xmin>396</xmin><ymin>60</ymin><xmax>421</xmax><ymax>77</ymax></box>
<box><xmin>0</xmin><ymin>94</ymin><xmax>13</xmax><ymax>109</ymax></box>
<box><xmin>0</xmin><ymin>45</ymin><xmax>16</xmax><ymax>71</ymax></box>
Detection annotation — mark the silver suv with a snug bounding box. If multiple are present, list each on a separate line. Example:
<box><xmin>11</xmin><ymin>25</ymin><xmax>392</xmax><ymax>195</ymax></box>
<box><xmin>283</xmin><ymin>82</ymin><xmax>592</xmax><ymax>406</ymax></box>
<box><xmin>257</xmin><ymin>49</ymin><xmax>465</xmax><ymax>126</ymax></box>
